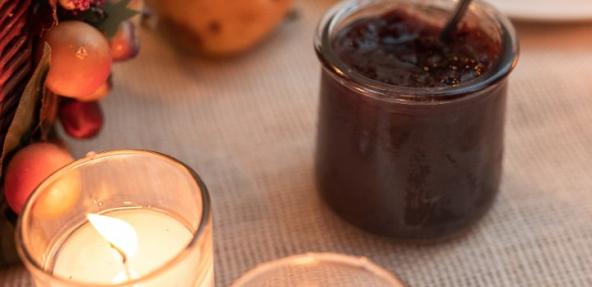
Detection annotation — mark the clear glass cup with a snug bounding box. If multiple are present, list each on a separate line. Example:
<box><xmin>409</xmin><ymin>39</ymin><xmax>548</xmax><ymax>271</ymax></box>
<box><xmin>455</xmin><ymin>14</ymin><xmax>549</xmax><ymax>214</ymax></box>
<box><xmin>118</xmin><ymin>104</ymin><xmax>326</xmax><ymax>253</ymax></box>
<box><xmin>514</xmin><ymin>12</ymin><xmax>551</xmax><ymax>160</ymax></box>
<box><xmin>230</xmin><ymin>253</ymin><xmax>405</xmax><ymax>287</ymax></box>
<box><xmin>16</xmin><ymin>150</ymin><xmax>213</xmax><ymax>287</ymax></box>
<box><xmin>315</xmin><ymin>0</ymin><xmax>519</xmax><ymax>240</ymax></box>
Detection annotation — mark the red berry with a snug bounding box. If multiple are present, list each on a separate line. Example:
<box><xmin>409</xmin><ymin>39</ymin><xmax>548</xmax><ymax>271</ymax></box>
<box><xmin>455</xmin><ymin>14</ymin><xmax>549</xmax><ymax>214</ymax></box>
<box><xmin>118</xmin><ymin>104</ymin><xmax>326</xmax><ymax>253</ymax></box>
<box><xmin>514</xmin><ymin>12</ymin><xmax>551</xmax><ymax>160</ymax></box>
<box><xmin>4</xmin><ymin>143</ymin><xmax>75</xmax><ymax>214</ymax></box>
<box><xmin>110</xmin><ymin>21</ymin><xmax>140</xmax><ymax>62</ymax></box>
<box><xmin>59</xmin><ymin>98</ymin><xmax>104</xmax><ymax>139</ymax></box>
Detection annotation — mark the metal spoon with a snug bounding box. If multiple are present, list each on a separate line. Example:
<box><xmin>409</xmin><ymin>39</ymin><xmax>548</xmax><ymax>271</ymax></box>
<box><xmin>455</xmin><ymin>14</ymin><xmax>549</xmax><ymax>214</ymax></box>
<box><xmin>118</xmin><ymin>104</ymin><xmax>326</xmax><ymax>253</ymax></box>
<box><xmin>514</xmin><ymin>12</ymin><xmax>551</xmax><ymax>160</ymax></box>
<box><xmin>440</xmin><ymin>0</ymin><xmax>473</xmax><ymax>42</ymax></box>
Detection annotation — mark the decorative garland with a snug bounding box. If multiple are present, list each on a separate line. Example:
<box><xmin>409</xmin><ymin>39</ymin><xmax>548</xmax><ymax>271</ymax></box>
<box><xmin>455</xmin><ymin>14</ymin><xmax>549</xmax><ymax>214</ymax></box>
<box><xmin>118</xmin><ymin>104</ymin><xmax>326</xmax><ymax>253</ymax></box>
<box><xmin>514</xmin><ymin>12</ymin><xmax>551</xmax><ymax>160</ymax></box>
<box><xmin>0</xmin><ymin>0</ymin><xmax>139</xmax><ymax>264</ymax></box>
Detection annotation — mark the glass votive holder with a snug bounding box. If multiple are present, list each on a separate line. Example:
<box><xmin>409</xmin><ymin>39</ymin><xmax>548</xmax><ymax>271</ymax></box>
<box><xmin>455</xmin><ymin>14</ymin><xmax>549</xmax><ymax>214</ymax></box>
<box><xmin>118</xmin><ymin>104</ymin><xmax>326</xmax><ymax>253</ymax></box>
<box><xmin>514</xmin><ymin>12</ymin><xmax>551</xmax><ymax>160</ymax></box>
<box><xmin>230</xmin><ymin>253</ymin><xmax>405</xmax><ymax>287</ymax></box>
<box><xmin>16</xmin><ymin>150</ymin><xmax>213</xmax><ymax>287</ymax></box>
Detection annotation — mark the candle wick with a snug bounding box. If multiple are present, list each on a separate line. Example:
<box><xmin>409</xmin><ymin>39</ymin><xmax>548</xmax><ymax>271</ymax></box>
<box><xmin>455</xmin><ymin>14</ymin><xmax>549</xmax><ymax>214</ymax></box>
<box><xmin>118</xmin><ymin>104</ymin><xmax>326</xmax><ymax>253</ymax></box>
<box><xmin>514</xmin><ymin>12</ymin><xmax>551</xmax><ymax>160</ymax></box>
<box><xmin>109</xmin><ymin>243</ymin><xmax>128</xmax><ymax>264</ymax></box>
<box><xmin>109</xmin><ymin>243</ymin><xmax>133</xmax><ymax>281</ymax></box>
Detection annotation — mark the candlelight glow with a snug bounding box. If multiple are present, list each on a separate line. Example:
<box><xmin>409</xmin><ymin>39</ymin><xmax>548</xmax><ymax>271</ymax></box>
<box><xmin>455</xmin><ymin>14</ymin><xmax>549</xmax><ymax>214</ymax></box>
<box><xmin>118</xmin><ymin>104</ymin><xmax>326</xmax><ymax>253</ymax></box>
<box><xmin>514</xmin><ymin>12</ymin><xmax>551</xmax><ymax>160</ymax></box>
<box><xmin>113</xmin><ymin>269</ymin><xmax>141</xmax><ymax>283</ymax></box>
<box><xmin>87</xmin><ymin>213</ymin><xmax>139</xmax><ymax>258</ymax></box>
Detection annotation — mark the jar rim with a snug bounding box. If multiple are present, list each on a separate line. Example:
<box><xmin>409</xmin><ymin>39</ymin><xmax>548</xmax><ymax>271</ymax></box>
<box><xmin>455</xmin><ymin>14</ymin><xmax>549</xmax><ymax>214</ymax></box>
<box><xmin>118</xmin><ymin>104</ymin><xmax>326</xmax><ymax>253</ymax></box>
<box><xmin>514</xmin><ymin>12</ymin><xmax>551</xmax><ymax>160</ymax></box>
<box><xmin>314</xmin><ymin>0</ymin><xmax>520</xmax><ymax>104</ymax></box>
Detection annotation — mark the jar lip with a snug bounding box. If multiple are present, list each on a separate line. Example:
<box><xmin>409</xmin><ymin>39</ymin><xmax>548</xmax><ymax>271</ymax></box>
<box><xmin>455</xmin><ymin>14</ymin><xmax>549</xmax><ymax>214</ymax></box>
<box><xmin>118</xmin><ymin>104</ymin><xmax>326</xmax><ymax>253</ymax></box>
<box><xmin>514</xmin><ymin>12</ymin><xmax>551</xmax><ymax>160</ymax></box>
<box><xmin>314</xmin><ymin>0</ymin><xmax>520</xmax><ymax>104</ymax></box>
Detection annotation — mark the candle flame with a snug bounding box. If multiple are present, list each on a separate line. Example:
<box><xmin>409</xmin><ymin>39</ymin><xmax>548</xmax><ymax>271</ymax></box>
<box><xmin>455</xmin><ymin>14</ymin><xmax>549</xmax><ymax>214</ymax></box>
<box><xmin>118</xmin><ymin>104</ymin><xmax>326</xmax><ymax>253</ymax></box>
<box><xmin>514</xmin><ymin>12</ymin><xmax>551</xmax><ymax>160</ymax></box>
<box><xmin>87</xmin><ymin>213</ymin><xmax>139</xmax><ymax>258</ymax></box>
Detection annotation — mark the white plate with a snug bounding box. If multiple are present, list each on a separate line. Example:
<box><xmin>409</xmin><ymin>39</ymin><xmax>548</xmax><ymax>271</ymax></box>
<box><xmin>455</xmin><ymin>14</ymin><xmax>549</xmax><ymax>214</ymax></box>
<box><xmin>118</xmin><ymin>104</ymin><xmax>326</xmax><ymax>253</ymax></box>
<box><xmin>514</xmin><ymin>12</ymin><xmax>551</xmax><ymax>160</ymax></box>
<box><xmin>484</xmin><ymin>0</ymin><xmax>592</xmax><ymax>22</ymax></box>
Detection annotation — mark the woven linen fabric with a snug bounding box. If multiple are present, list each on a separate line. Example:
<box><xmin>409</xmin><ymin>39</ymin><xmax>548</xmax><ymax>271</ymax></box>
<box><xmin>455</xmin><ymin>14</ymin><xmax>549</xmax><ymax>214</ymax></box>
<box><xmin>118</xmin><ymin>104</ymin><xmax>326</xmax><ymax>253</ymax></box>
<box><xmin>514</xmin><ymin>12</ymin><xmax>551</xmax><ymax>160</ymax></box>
<box><xmin>2</xmin><ymin>0</ymin><xmax>592</xmax><ymax>286</ymax></box>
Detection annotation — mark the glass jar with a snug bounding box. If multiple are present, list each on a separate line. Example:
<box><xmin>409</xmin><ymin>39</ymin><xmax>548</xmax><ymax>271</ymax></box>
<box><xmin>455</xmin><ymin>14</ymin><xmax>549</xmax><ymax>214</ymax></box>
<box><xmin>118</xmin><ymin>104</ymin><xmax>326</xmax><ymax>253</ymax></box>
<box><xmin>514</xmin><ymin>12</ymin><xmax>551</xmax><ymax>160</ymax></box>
<box><xmin>314</xmin><ymin>0</ymin><xmax>519</xmax><ymax>240</ymax></box>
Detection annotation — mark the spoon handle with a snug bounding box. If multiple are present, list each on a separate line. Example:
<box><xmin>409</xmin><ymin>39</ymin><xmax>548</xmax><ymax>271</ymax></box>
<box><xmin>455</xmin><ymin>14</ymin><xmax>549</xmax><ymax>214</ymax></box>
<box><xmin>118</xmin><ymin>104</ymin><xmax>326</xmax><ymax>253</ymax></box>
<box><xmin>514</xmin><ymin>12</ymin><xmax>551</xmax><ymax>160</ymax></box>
<box><xmin>440</xmin><ymin>0</ymin><xmax>473</xmax><ymax>42</ymax></box>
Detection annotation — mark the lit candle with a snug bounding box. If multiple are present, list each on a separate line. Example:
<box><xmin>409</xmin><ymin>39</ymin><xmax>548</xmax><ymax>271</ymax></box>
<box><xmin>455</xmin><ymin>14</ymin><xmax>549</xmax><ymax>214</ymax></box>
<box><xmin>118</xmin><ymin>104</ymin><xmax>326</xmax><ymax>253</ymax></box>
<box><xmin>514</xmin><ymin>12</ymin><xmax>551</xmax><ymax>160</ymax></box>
<box><xmin>16</xmin><ymin>150</ymin><xmax>214</xmax><ymax>287</ymax></box>
<box><xmin>49</xmin><ymin>208</ymin><xmax>212</xmax><ymax>286</ymax></box>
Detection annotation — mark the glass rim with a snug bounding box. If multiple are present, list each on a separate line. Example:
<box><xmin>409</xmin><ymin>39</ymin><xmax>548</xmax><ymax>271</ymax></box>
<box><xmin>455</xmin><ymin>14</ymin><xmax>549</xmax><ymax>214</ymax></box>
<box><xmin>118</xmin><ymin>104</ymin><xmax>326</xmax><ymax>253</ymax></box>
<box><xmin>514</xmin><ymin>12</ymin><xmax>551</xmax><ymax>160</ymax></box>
<box><xmin>314</xmin><ymin>0</ymin><xmax>520</xmax><ymax>104</ymax></box>
<box><xmin>15</xmin><ymin>149</ymin><xmax>212</xmax><ymax>287</ymax></box>
<box><xmin>230</xmin><ymin>252</ymin><xmax>406</xmax><ymax>287</ymax></box>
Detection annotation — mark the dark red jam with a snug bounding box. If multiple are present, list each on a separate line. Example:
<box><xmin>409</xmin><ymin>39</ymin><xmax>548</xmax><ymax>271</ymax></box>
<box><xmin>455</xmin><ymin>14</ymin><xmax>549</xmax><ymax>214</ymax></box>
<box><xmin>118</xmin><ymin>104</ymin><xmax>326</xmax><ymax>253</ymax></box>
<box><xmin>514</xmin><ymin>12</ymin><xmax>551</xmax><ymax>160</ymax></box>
<box><xmin>332</xmin><ymin>9</ymin><xmax>501</xmax><ymax>87</ymax></box>
<box><xmin>316</xmin><ymin>8</ymin><xmax>508</xmax><ymax>240</ymax></box>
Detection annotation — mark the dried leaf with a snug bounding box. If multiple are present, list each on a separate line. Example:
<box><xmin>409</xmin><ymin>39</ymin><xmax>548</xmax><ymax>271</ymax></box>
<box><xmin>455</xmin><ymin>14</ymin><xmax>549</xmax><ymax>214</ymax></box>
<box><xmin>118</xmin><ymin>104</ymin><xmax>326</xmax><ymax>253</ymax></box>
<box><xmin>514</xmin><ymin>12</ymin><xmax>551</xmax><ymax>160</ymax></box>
<box><xmin>100</xmin><ymin>0</ymin><xmax>139</xmax><ymax>37</ymax></box>
<box><xmin>36</xmin><ymin>89</ymin><xmax>59</xmax><ymax>140</ymax></box>
<box><xmin>80</xmin><ymin>0</ymin><xmax>139</xmax><ymax>38</ymax></box>
<box><xmin>0</xmin><ymin>43</ymin><xmax>51</xmax><ymax>174</ymax></box>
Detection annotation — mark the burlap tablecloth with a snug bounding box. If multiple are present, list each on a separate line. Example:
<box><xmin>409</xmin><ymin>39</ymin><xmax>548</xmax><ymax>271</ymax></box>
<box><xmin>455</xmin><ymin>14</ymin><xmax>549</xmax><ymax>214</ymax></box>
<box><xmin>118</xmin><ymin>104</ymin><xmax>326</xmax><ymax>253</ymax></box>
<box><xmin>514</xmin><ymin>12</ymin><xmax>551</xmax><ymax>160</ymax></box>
<box><xmin>2</xmin><ymin>0</ymin><xmax>592</xmax><ymax>286</ymax></box>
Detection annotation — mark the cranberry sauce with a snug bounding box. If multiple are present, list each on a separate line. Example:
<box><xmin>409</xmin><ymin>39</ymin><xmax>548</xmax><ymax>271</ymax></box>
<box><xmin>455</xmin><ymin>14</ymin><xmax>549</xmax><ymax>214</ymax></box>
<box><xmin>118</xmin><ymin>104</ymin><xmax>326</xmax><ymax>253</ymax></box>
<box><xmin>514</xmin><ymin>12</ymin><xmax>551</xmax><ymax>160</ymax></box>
<box><xmin>332</xmin><ymin>9</ymin><xmax>501</xmax><ymax>88</ymax></box>
<box><xmin>316</xmin><ymin>7</ymin><xmax>507</xmax><ymax>240</ymax></box>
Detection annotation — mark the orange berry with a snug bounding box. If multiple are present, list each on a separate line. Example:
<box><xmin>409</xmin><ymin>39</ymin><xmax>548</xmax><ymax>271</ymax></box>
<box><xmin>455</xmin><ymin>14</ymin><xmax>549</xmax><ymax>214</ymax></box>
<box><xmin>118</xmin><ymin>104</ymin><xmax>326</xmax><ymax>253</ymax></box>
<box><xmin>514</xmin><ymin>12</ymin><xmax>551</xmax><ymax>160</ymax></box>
<box><xmin>4</xmin><ymin>143</ymin><xmax>76</xmax><ymax>215</ymax></box>
<box><xmin>45</xmin><ymin>21</ymin><xmax>112</xmax><ymax>100</ymax></box>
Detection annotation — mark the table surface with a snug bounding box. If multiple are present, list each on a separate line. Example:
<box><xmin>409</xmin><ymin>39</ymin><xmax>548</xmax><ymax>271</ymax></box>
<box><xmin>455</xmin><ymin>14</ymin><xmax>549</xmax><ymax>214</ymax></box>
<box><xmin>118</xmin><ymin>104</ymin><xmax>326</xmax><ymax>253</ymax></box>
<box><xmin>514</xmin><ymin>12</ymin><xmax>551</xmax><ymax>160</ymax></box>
<box><xmin>2</xmin><ymin>1</ymin><xmax>592</xmax><ymax>286</ymax></box>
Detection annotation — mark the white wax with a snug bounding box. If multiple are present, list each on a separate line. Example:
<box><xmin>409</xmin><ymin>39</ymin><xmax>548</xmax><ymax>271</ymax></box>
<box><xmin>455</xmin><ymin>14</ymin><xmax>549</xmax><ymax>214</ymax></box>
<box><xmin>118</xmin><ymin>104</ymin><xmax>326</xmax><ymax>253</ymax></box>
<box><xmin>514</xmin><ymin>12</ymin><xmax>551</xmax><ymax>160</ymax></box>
<box><xmin>49</xmin><ymin>208</ymin><xmax>211</xmax><ymax>286</ymax></box>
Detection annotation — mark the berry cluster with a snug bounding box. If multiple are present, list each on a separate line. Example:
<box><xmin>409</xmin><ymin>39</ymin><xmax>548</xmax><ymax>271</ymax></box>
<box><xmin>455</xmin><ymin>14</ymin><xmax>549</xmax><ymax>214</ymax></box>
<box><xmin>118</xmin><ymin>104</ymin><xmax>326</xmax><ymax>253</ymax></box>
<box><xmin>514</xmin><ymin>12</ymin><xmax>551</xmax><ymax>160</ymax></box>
<box><xmin>59</xmin><ymin>0</ymin><xmax>105</xmax><ymax>11</ymax></box>
<box><xmin>48</xmin><ymin>1</ymin><xmax>139</xmax><ymax>139</ymax></box>
<box><xmin>3</xmin><ymin>0</ymin><xmax>140</xmax><ymax>215</ymax></box>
